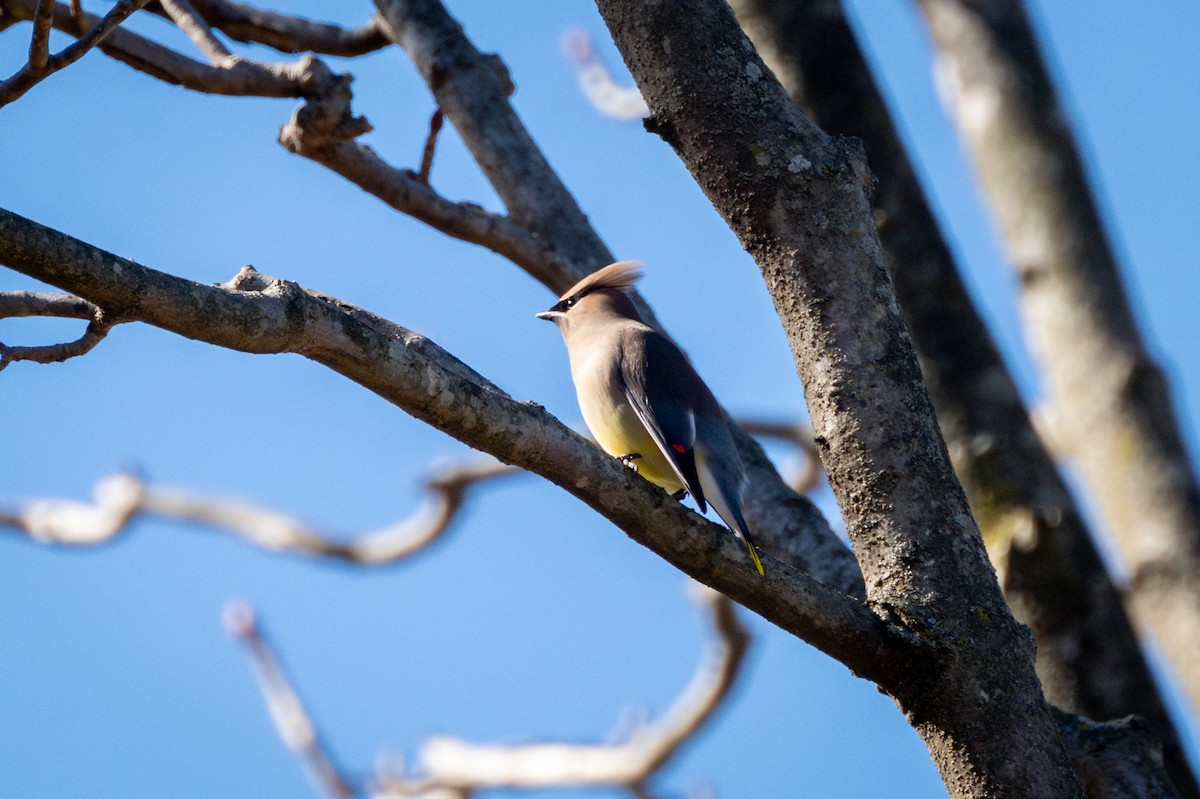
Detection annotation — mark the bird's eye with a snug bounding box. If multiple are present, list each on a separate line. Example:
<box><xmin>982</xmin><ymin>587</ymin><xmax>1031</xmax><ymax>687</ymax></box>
<box><xmin>564</xmin><ymin>296</ymin><xmax>577</xmax><ymax>310</ymax></box>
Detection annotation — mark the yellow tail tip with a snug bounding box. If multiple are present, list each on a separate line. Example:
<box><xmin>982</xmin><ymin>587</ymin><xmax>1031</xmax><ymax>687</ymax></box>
<box><xmin>748</xmin><ymin>542</ymin><xmax>765</xmax><ymax>576</ymax></box>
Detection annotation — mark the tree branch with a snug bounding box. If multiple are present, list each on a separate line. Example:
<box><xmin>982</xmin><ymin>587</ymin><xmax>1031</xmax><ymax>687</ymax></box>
<box><xmin>1</xmin><ymin>460</ymin><xmax>518</xmax><ymax>563</ymax></box>
<box><xmin>594</xmin><ymin>0</ymin><xmax>1083</xmax><ymax>795</ymax></box>
<box><xmin>224</xmin><ymin>602</ymin><xmax>354</xmax><ymax>799</ymax></box>
<box><xmin>230</xmin><ymin>585</ymin><xmax>748</xmax><ymax>797</ymax></box>
<box><xmin>0</xmin><ymin>290</ymin><xmax>112</xmax><ymax>369</ymax></box>
<box><xmin>373</xmin><ymin>0</ymin><xmax>615</xmax><ymax>297</ymax></box>
<box><xmin>0</xmin><ymin>206</ymin><xmax>899</xmax><ymax>680</ymax></box>
<box><xmin>914</xmin><ymin>0</ymin><xmax>1200</xmax><ymax>715</ymax></box>
<box><xmin>28</xmin><ymin>0</ymin><xmax>54</xmax><ymax>70</ymax></box>
<box><xmin>0</xmin><ymin>0</ymin><xmax>371</xmax><ymax>104</ymax></box>
<box><xmin>147</xmin><ymin>0</ymin><xmax>390</xmax><ymax>57</ymax></box>
<box><xmin>278</xmin><ymin>128</ymin><xmax>555</xmax><ymax>285</ymax></box>
<box><xmin>159</xmin><ymin>0</ymin><xmax>231</xmax><ymax>63</ymax></box>
<box><xmin>0</xmin><ymin>0</ymin><xmax>152</xmax><ymax>107</ymax></box>
<box><xmin>560</xmin><ymin>27</ymin><xmax>648</xmax><ymax>122</ymax></box>
<box><xmin>405</xmin><ymin>583</ymin><xmax>749</xmax><ymax>793</ymax></box>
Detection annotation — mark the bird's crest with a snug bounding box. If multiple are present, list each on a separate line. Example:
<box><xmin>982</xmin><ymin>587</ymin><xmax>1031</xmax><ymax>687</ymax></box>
<box><xmin>559</xmin><ymin>260</ymin><xmax>643</xmax><ymax>300</ymax></box>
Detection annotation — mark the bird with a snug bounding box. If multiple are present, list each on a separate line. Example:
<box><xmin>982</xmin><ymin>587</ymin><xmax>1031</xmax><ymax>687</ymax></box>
<box><xmin>536</xmin><ymin>260</ymin><xmax>765</xmax><ymax>575</ymax></box>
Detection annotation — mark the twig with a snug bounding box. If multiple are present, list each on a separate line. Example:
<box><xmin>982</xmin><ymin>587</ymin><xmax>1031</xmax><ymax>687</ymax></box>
<box><xmin>279</xmin><ymin>136</ymin><xmax>567</xmax><ymax>290</ymax></box>
<box><xmin>145</xmin><ymin>0</ymin><xmax>390</xmax><ymax>57</ymax></box>
<box><xmin>560</xmin><ymin>27</ymin><xmax>648</xmax><ymax>122</ymax></box>
<box><xmin>224</xmin><ymin>602</ymin><xmax>355</xmax><ymax>799</ymax></box>
<box><xmin>0</xmin><ymin>0</ymin><xmax>372</xmax><ymax>107</ymax></box>
<box><xmin>1</xmin><ymin>460</ymin><xmax>518</xmax><ymax>562</ymax></box>
<box><xmin>28</xmin><ymin>0</ymin><xmax>55</xmax><ymax>70</ymax></box>
<box><xmin>375</xmin><ymin>583</ymin><xmax>749</xmax><ymax>794</ymax></box>
<box><xmin>374</xmin><ymin>0</ymin><xmax>616</xmax><ymax>297</ymax></box>
<box><xmin>417</xmin><ymin>107</ymin><xmax>443</xmax><ymax>185</ymax></box>
<box><xmin>0</xmin><ymin>0</ymin><xmax>152</xmax><ymax>108</ymax></box>
<box><xmin>0</xmin><ymin>290</ymin><xmax>112</xmax><ymax>369</ymax></box>
<box><xmin>159</xmin><ymin>0</ymin><xmax>231</xmax><ymax>63</ymax></box>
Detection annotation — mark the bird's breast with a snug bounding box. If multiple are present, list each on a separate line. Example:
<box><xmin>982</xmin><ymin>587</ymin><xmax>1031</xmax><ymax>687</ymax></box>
<box><xmin>568</xmin><ymin>342</ymin><xmax>682</xmax><ymax>493</ymax></box>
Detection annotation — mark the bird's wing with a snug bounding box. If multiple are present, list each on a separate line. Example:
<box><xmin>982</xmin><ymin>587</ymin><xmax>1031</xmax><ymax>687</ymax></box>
<box><xmin>620</xmin><ymin>330</ymin><xmax>708</xmax><ymax>511</ymax></box>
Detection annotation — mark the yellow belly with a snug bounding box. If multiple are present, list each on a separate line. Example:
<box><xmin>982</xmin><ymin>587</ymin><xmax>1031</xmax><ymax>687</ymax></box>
<box><xmin>578</xmin><ymin>390</ymin><xmax>682</xmax><ymax>493</ymax></box>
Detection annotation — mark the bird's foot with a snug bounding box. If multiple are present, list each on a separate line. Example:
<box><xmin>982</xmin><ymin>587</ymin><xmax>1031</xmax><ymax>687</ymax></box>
<box><xmin>618</xmin><ymin>453</ymin><xmax>642</xmax><ymax>473</ymax></box>
<box><xmin>670</xmin><ymin>489</ymin><xmax>688</xmax><ymax>501</ymax></box>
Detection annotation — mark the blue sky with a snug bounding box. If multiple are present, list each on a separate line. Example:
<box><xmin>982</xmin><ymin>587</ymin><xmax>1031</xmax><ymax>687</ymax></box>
<box><xmin>2</xmin><ymin>1</ymin><xmax>1198</xmax><ymax>797</ymax></box>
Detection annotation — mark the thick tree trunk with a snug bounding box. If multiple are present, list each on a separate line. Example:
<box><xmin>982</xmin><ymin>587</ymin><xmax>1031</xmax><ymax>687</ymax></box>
<box><xmin>593</xmin><ymin>1</ymin><xmax>1084</xmax><ymax>796</ymax></box>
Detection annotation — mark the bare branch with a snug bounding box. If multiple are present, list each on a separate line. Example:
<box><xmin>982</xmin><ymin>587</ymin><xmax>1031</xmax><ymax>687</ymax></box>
<box><xmin>0</xmin><ymin>317</ymin><xmax>110</xmax><ymax>368</ymax></box>
<box><xmin>381</xmin><ymin>583</ymin><xmax>749</xmax><ymax>794</ymax></box>
<box><xmin>0</xmin><ymin>0</ymin><xmax>152</xmax><ymax>108</ymax></box>
<box><xmin>159</xmin><ymin>0</ymin><xmax>231</xmax><ymax>63</ymax></box>
<box><xmin>0</xmin><ymin>207</ymin><xmax>898</xmax><ymax>679</ymax></box>
<box><xmin>0</xmin><ymin>290</ymin><xmax>112</xmax><ymax>369</ymax></box>
<box><xmin>560</xmin><ymin>27</ymin><xmax>648</xmax><ymax>122</ymax></box>
<box><xmin>224</xmin><ymin>602</ymin><xmax>355</xmax><ymax>799</ymax></box>
<box><xmin>0</xmin><ymin>290</ymin><xmax>96</xmax><ymax>319</ymax></box>
<box><xmin>417</xmin><ymin>107</ymin><xmax>444</xmax><ymax>186</ymax></box>
<box><xmin>374</xmin><ymin>0</ymin><xmax>616</xmax><ymax>297</ymax></box>
<box><xmin>1</xmin><ymin>461</ymin><xmax>518</xmax><ymax>562</ymax></box>
<box><xmin>149</xmin><ymin>0</ymin><xmax>390</xmax><ymax>57</ymax></box>
<box><xmin>281</xmin><ymin>136</ymin><xmax>563</xmax><ymax>289</ymax></box>
<box><xmin>1</xmin><ymin>0</ymin><xmax>373</xmax><ymax>106</ymax></box>
<box><xmin>28</xmin><ymin>0</ymin><xmax>54</xmax><ymax>70</ymax></box>
<box><xmin>1055</xmin><ymin>709</ymin><xmax>1183</xmax><ymax>799</ymax></box>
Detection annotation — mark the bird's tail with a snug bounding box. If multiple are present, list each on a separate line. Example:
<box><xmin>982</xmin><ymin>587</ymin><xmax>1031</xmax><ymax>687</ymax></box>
<box><xmin>698</xmin><ymin>453</ymin><xmax>765</xmax><ymax>576</ymax></box>
<box><xmin>729</xmin><ymin>503</ymin><xmax>765</xmax><ymax>576</ymax></box>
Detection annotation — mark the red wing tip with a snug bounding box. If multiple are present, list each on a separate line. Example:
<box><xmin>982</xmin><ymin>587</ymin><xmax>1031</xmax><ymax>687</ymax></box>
<box><xmin>671</xmin><ymin>443</ymin><xmax>686</xmax><ymax>453</ymax></box>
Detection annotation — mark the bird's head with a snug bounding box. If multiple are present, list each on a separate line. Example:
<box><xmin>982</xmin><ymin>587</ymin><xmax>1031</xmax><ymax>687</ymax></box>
<box><xmin>536</xmin><ymin>260</ymin><xmax>644</xmax><ymax>331</ymax></box>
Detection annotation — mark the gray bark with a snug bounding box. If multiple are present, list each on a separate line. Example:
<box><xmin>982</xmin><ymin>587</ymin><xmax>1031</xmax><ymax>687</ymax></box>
<box><xmin>594</xmin><ymin>0</ymin><xmax>1084</xmax><ymax>796</ymax></box>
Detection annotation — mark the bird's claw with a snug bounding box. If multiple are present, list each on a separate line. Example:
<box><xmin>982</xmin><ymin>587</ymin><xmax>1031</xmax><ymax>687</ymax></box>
<box><xmin>618</xmin><ymin>453</ymin><xmax>642</xmax><ymax>473</ymax></box>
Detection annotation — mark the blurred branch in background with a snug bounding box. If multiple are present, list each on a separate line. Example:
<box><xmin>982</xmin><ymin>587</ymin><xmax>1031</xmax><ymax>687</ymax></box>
<box><xmin>0</xmin><ymin>417</ymin><xmax>819</xmax><ymax>569</ymax></box>
<box><xmin>915</xmin><ymin>0</ymin><xmax>1200</xmax><ymax>715</ymax></box>
<box><xmin>214</xmin><ymin>581</ymin><xmax>747</xmax><ymax>798</ymax></box>
<box><xmin>224</xmin><ymin>602</ymin><xmax>355</xmax><ymax>799</ymax></box>
<box><xmin>0</xmin><ymin>461</ymin><xmax>518</xmax><ymax>564</ymax></box>
<box><xmin>560</xmin><ymin>26</ymin><xmax>648</xmax><ymax>122</ymax></box>
<box><xmin>724</xmin><ymin>0</ymin><xmax>1200</xmax><ymax>795</ymax></box>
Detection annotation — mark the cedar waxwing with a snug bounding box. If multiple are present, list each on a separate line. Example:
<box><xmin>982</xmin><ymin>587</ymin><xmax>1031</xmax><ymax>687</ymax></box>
<box><xmin>537</xmin><ymin>261</ymin><xmax>765</xmax><ymax>575</ymax></box>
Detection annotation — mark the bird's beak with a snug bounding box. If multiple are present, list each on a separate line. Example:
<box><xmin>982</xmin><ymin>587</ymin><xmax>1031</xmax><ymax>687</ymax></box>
<box><xmin>535</xmin><ymin>310</ymin><xmax>562</xmax><ymax>322</ymax></box>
